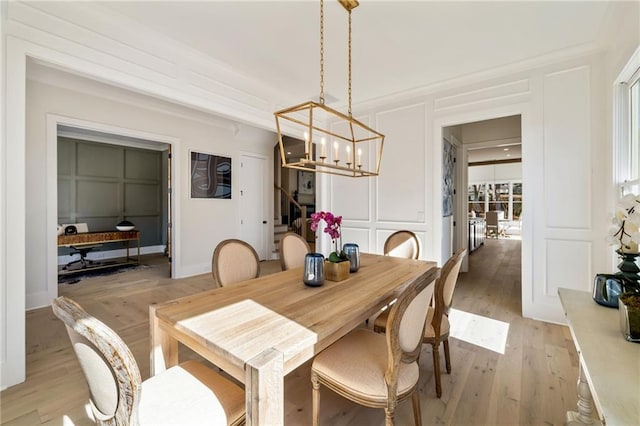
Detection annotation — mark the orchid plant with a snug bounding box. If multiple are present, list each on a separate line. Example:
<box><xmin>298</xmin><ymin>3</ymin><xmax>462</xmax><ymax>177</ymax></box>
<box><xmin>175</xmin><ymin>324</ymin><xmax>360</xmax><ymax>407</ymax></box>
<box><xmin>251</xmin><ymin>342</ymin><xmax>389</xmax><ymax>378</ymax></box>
<box><xmin>607</xmin><ymin>193</ymin><xmax>640</xmax><ymax>254</ymax></box>
<box><xmin>310</xmin><ymin>211</ymin><xmax>349</xmax><ymax>263</ymax></box>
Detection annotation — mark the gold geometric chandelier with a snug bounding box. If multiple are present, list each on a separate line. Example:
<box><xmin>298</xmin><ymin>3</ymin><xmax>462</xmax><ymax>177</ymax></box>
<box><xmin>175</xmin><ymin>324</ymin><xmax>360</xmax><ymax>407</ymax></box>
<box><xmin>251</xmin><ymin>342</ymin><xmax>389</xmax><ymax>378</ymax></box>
<box><xmin>274</xmin><ymin>0</ymin><xmax>385</xmax><ymax>178</ymax></box>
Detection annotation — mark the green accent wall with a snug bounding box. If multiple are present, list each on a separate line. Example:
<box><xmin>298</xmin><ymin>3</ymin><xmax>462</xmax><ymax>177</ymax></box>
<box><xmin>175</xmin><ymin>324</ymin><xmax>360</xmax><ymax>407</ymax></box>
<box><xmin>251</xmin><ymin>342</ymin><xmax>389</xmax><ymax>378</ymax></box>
<box><xmin>58</xmin><ymin>137</ymin><xmax>166</xmax><ymax>253</ymax></box>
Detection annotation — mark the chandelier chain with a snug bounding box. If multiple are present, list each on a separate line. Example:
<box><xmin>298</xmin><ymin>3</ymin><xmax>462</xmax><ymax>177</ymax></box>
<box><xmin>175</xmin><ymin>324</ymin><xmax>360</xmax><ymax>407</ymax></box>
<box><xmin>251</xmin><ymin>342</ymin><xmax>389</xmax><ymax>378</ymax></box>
<box><xmin>319</xmin><ymin>0</ymin><xmax>325</xmax><ymax>105</ymax></box>
<box><xmin>348</xmin><ymin>9</ymin><xmax>353</xmax><ymax>117</ymax></box>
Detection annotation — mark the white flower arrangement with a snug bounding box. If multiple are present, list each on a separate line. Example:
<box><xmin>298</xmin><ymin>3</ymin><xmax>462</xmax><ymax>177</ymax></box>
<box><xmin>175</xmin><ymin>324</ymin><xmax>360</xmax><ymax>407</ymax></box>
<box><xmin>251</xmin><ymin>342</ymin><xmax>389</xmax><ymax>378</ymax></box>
<box><xmin>607</xmin><ymin>193</ymin><xmax>640</xmax><ymax>254</ymax></box>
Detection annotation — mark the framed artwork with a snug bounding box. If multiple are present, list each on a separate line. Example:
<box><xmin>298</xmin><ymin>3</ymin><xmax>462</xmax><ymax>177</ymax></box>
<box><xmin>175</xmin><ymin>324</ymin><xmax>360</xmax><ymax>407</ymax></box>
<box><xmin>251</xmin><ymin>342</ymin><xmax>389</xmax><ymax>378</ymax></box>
<box><xmin>298</xmin><ymin>171</ymin><xmax>314</xmax><ymax>195</ymax></box>
<box><xmin>190</xmin><ymin>151</ymin><xmax>231</xmax><ymax>199</ymax></box>
<box><xmin>442</xmin><ymin>139</ymin><xmax>455</xmax><ymax>217</ymax></box>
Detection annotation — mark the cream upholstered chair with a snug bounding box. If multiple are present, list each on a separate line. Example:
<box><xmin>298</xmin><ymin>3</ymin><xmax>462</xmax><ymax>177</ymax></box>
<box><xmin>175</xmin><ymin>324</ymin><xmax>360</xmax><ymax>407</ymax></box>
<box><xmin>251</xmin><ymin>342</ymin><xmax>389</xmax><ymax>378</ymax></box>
<box><xmin>279</xmin><ymin>232</ymin><xmax>311</xmax><ymax>271</ymax></box>
<box><xmin>52</xmin><ymin>296</ymin><xmax>245</xmax><ymax>426</ymax></box>
<box><xmin>212</xmin><ymin>239</ymin><xmax>260</xmax><ymax>287</ymax></box>
<box><xmin>384</xmin><ymin>230</ymin><xmax>420</xmax><ymax>259</ymax></box>
<box><xmin>311</xmin><ymin>274</ymin><xmax>437</xmax><ymax>426</ymax></box>
<box><xmin>374</xmin><ymin>248</ymin><xmax>466</xmax><ymax>397</ymax></box>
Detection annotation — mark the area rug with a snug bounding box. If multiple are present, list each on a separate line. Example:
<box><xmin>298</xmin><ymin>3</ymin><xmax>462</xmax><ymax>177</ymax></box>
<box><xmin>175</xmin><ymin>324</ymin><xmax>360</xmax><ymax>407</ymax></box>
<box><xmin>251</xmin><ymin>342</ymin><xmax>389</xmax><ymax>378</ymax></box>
<box><xmin>58</xmin><ymin>263</ymin><xmax>151</xmax><ymax>285</ymax></box>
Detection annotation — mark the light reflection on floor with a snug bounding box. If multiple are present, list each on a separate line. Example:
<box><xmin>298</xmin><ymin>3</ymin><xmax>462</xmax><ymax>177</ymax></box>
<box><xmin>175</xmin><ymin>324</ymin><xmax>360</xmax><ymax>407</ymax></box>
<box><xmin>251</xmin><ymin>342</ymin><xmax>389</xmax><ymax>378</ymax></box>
<box><xmin>448</xmin><ymin>308</ymin><xmax>510</xmax><ymax>354</ymax></box>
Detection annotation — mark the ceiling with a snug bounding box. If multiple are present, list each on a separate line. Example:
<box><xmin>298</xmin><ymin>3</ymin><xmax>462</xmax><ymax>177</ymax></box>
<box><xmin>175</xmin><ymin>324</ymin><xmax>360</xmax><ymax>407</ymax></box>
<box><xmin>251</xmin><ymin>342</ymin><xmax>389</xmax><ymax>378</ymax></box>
<box><xmin>98</xmin><ymin>1</ymin><xmax>614</xmax><ymax>108</ymax></box>
<box><xmin>467</xmin><ymin>144</ymin><xmax>522</xmax><ymax>163</ymax></box>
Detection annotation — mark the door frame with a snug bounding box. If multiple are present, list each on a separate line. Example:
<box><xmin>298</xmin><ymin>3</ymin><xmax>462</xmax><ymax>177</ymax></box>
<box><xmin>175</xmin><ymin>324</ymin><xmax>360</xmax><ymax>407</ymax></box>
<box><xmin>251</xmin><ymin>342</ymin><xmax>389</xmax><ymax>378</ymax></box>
<box><xmin>433</xmin><ymin>105</ymin><xmax>529</xmax><ymax>317</ymax></box>
<box><xmin>45</xmin><ymin>115</ymin><xmax>181</xmax><ymax>304</ymax></box>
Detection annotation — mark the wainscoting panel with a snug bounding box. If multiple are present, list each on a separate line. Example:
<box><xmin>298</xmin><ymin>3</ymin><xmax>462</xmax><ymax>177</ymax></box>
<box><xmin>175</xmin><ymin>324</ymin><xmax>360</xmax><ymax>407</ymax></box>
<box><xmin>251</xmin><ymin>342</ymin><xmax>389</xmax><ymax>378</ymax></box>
<box><xmin>434</xmin><ymin>79</ymin><xmax>531</xmax><ymax>112</ymax></box>
<box><xmin>330</xmin><ymin>116</ymin><xmax>372</xmax><ymax>222</ymax></box>
<box><xmin>375</xmin><ymin>104</ymin><xmax>426</xmax><ymax>223</ymax></box>
<box><xmin>543</xmin><ymin>66</ymin><xmax>591</xmax><ymax>230</ymax></box>
<box><xmin>544</xmin><ymin>239</ymin><xmax>592</xmax><ymax>297</ymax></box>
<box><xmin>340</xmin><ymin>227</ymin><xmax>371</xmax><ymax>254</ymax></box>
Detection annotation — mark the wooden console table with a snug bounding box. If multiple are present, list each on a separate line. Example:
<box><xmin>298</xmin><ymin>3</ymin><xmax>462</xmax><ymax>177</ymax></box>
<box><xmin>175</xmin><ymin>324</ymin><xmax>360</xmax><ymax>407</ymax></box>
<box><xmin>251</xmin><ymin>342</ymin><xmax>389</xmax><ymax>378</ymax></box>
<box><xmin>58</xmin><ymin>230</ymin><xmax>140</xmax><ymax>275</ymax></box>
<box><xmin>558</xmin><ymin>288</ymin><xmax>640</xmax><ymax>425</ymax></box>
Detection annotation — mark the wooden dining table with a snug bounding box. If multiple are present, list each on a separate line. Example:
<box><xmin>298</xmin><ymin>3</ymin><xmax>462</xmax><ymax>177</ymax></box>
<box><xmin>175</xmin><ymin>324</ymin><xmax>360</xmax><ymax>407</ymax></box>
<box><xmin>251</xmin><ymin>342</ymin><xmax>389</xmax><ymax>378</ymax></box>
<box><xmin>150</xmin><ymin>253</ymin><xmax>439</xmax><ymax>425</ymax></box>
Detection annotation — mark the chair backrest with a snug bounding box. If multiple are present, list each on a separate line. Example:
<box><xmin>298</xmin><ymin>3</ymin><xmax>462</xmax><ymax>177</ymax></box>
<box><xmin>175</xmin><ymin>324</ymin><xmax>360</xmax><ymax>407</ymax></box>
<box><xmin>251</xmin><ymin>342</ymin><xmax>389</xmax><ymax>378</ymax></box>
<box><xmin>485</xmin><ymin>211</ymin><xmax>500</xmax><ymax>227</ymax></box>
<box><xmin>212</xmin><ymin>239</ymin><xmax>260</xmax><ymax>287</ymax></box>
<box><xmin>279</xmin><ymin>232</ymin><xmax>311</xmax><ymax>271</ymax></box>
<box><xmin>431</xmin><ymin>248</ymin><xmax>466</xmax><ymax>335</ymax></box>
<box><xmin>384</xmin><ymin>270</ymin><xmax>437</xmax><ymax>394</ymax></box>
<box><xmin>52</xmin><ymin>296</ymin><xmax>142</xmax><ymax>425</ymax></box>
<box><xmin>384</xmin><ymin>230</ymin><xmax>420</xmax><ymax>259</ymax></box>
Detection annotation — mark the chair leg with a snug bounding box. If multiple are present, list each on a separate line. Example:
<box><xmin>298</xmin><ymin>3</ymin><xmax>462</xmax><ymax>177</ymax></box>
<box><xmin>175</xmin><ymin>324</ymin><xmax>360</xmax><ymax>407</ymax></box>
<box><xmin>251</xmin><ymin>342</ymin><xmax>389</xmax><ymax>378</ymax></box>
<box><xmin>431</xmin><ymin>342</ymin><xmax>442</xmax><ymax>398</ymax></box>
<box><xmin>311</xmin><ymin>371</ymin><xmax>320</xmax><ymax>426</ymax></box>
<box><xmin>443</xmin><ymin>338</ymin><xmax>451</xmax><ymax>374</ymax></box>
<box><xmin>411</xmin><ymin>389</ymin><xmax>422</xmax><ymax>426</ymax></box>
<box><xmin>384</xmin><ymin>407</ymin><xmax>396</xmax><ymax>426</ymax></box>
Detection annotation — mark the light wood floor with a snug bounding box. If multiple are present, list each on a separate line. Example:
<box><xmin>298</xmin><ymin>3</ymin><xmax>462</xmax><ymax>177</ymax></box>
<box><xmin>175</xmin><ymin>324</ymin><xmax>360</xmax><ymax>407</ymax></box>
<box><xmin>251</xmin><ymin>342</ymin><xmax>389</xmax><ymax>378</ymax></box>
<box><xmin>1</xmin><ymin>239</ymin><xmax>579</xmax><ymax>425</ymax></box>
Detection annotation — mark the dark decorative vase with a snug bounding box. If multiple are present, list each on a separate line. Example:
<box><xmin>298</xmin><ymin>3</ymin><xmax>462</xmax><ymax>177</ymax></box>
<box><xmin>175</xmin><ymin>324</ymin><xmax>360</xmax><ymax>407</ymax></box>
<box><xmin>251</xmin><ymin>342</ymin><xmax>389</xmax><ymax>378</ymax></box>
<box><xmin>616</xmin><ymin>251</ymin><xmax>640</xmax><ymax>291</ymax></box>
<box><xmin>343</xmin><ymin>243</ymin><xmax>360</xmax><ymax>273</ymax></box>
<box><xmin>615</xmin><ymin>251</ymin><xmax>640</xmax><ymax>343</ymax></box>
<box><xmin>303</xmin><ymin>253</ymin><xmax>325</xmax><ymax>287</ymax></box>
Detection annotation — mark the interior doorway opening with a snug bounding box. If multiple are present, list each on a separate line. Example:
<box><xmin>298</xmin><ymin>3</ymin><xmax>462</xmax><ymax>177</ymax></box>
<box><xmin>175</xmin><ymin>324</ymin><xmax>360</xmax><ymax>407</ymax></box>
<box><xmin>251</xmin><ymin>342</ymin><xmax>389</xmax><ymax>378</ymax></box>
<box><xmin>442</xmin><ymin>115</ymin><xmax>522</xmax><ymax>274</ymax></box>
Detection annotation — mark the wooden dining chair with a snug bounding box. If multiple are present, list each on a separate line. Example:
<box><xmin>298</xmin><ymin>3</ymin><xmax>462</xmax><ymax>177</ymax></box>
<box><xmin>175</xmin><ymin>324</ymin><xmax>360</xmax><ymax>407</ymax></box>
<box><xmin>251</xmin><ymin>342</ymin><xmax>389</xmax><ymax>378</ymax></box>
<box><xmin>384</xmin><ymin>230</ymin><xmax>420</xmax><ymax>259</ymax></box>
<box><xmin>311</xmin><ymin>273</ymin><xmax>437</xmax><ymax>426</ymax></box>
<box><xmin>374</xmin><ymin>248</ymin><xmax>466</xmax><ymax>398</ymax></box>
<box><xmin>212</xmin><ymin>239</ymin><xmax>260</xmax><ymax>287</ymax></box>
<box><xmin>52</xmin><ymin>296</ymin><xmax>245</xmax><ymax>426</ymax></box>
<box><xmin>279</xmin><ymin>232</ymin><xmax>311</xmax><ymax>271</ymax></box>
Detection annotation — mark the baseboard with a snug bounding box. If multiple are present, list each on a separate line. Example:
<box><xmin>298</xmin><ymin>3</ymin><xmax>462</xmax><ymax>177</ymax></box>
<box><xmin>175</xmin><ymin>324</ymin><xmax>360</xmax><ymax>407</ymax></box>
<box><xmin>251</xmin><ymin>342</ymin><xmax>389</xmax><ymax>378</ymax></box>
<box><xmin>174</xmin><ymin>263</ymin><xmax>211</xmax><ymax>279</ymax></box>
<box><xmin>26</xmin><ymin>291</ymin><xmax>51</xmax><ymax>311</ymax></box>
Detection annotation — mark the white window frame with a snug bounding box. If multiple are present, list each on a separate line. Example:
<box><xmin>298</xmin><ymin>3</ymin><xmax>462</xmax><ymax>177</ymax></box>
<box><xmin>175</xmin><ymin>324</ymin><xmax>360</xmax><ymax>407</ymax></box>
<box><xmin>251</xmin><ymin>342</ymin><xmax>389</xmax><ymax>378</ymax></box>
<box><xmin>614</xmin><ymin>46</ymin><xmax>640</xmax><ymax>197</ymax></box>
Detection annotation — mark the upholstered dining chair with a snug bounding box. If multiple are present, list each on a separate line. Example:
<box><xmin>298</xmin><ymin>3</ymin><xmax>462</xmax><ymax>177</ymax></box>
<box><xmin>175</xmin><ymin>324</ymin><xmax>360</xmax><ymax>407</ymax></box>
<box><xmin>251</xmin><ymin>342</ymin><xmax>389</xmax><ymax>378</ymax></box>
<box><xmin>279</xmin><ymin>232</ymin><xmax>311</xmax><ymax>271</ymax></box>
<box><xmin>485</xmin><ymin>210</ymin><xmax>500</xmax><ymax>238</ymax></box>
<box><xmin>374</xmin><ymin>248</ymin><xmax>466</xmax><ymax>398</ymax></box>
<box><xmin>384</xmin><ymin>230</ymin><xmax>420</xmax><ymax>259</ymax></box>
<box><xmin>212</xmin><ymin>239</ymin><xmax>260</xmax><ymax>287</ymax></box>
<box><xmin>52</xmin><ymin>296</ymin><xmax>245</xmax><ymax>426</ymax></box>
<box><xmin>311</xmin><ymin>272</ymin><xmax>437</xmax><ymax>426</ymax></box>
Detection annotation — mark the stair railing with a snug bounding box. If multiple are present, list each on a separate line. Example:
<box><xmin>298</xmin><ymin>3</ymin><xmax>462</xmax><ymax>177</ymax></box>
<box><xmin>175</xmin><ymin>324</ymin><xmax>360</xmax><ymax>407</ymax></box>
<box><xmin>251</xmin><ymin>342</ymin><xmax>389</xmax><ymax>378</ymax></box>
<box><xmin>274</xmin><ymin>184</ymin><xmax>307</xmax><ymax>241</ymax></box>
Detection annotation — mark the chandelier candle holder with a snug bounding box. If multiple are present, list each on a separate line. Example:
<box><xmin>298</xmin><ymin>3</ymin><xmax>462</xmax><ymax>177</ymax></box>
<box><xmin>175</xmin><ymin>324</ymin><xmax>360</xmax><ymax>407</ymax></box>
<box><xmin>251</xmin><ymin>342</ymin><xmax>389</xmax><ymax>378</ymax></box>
<box><xmin>274</xmin><ymin>0</ymin><xmax>385</xmax><ymax>178</ymax></box>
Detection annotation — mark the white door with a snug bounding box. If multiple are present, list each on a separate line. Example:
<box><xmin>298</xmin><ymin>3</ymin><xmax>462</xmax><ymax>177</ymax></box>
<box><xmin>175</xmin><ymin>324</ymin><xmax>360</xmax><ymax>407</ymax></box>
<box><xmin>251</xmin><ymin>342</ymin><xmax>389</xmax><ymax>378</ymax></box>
<box><xmin>240</xmin><ymin>153</ymin><xmax>267</xmax><ymax>259</ymax></box>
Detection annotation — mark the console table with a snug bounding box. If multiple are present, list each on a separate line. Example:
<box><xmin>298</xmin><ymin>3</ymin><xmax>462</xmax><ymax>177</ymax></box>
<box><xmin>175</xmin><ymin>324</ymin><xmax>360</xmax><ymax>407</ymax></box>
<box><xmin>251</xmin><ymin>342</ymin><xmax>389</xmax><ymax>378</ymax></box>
<box><xmin>558</xmin><ymin>288</ymin><xmax>640</xmax><ymax>425</ymax></box>
<box><xmin>58</xmin><ymin>230</ymin><xmax>140</xmax><ymax>275</ymax></box>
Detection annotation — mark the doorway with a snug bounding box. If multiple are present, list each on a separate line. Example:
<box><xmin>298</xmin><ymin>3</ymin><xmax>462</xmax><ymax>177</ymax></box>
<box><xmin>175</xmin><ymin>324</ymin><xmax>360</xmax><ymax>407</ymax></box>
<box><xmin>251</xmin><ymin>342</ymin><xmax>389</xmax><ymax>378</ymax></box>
<box><xmin>240</xmin><ymin>153</ymin><xmax>268</xmax><ymax>259</ymax></box>
<box><xmin>45</xmin><ymin>115</ymin><xmax>181</xmax><ymax>305</ymax></box>
<box><xmin>442</xmin><ymin>115</ymin><xmax>522</xmax><ymax>274</ymax></box>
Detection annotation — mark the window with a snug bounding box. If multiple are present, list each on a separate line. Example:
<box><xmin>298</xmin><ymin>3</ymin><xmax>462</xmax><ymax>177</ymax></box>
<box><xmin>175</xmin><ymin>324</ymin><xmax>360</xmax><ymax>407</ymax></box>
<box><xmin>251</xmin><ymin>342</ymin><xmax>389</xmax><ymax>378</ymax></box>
<box><xmin>615</xmin><ymin>49</ymin><xmax>640</xmax><ymax>196</ymax></box>
<box><xmin>630</xmin><ymin>75</ymin><xmax>639</xmax><ymax>185</ymax></box>
<box><xmin>468</xmin><ymin>180</ymin><xmax>522</xmax><ymax>221</ymax></box>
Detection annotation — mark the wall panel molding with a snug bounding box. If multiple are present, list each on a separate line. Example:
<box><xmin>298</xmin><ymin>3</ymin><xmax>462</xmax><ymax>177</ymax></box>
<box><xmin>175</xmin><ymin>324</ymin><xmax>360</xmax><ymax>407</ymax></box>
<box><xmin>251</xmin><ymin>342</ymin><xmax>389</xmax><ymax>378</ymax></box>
<box><xmin>434</xmin><ymin>79</ymin><xmax>531</xmax><ymax>112</ymax></box>
<box><xmin>375</xmin><ymin>103</ymin><xmax>426</xmax><ymax>223</ymax></box>
<box><xmin>543</xmin><ymin>239</ymin><xmax>592</xmax><ymax>297</ymax></box>
<box><xmin>542</xmin><ymin>65</ymin><xmax>591</xmax><ymax>230</ymax></box>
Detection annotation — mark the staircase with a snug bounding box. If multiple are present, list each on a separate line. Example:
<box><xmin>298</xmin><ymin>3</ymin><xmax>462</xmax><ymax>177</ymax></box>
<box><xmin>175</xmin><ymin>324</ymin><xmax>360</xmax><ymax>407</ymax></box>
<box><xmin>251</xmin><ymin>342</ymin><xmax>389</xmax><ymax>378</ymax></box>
<box><xmin>273</xmin><ymin>219</ymin><xmax>289</xmax><ymax>259</ymax></box>
<box><xmin>273</xmin><ymin>184</ymin><xmax>309</xmax><ymax>259</ymax></box>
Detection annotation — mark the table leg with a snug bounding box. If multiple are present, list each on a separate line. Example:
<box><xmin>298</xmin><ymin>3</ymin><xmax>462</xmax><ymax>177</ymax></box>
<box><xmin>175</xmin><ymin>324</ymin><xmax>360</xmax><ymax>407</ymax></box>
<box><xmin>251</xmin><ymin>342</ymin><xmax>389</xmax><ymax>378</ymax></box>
<box><xmin>246</xmin><ymin>348</ymin><xmax>284</xmax><ymax>426</ymax></box>
<box><xmin>149</xmin><ymin>304</ymin><xmax>178</xmax><ymax>376</ymax></box>
<box><xmin>566</xmin><ymin>360</ymin><xmax>601</xmax><ymax>425</ymax></box>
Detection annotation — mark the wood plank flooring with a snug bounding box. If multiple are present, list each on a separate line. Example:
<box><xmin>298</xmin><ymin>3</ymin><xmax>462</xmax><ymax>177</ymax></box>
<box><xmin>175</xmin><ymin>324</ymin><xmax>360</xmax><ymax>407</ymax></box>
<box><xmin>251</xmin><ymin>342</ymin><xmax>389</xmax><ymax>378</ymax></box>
<box><xmin>1</xmin><ymin>239</ymin><xmax>579</xmax><ymax>425</ymax></box>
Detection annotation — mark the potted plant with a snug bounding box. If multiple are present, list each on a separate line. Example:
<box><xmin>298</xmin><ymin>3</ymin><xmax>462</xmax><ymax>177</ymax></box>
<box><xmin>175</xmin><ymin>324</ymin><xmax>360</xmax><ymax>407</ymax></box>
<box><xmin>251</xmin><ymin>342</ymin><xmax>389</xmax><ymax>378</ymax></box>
<box><xmin>310</xmin><ymin>211</ymin><xmax>350</xmax><ymax>281</ymax></box>
<box><xmin>607</xmin><ymin>193</ymin><xmax>640</xmax><ymax>342</ymax></box>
